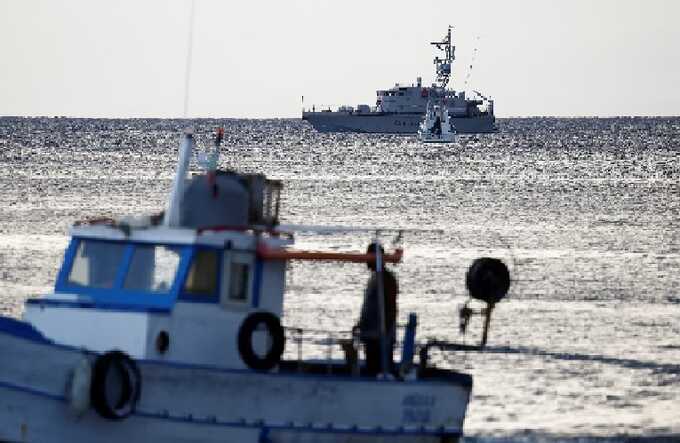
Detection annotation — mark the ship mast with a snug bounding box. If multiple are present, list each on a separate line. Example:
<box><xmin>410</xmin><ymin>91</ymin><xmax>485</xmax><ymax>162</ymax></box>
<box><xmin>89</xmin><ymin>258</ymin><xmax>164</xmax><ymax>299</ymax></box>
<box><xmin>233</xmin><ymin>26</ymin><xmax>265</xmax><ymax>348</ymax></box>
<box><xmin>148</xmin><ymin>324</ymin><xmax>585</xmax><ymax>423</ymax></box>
<box><xmin>430</xmin><ymin>25</ymin><xmax>455</xmax><ymax>89</ymax></box>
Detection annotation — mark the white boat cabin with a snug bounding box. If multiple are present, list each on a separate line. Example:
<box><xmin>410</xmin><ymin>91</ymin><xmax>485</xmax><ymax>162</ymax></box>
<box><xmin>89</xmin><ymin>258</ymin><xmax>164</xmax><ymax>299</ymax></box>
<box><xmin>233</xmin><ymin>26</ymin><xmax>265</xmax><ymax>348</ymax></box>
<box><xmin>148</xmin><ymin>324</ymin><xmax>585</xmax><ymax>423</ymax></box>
<box><xmin>24</xmin><ymin>170</ymin><xmax>293</xmax><ymax>369</ymax></box>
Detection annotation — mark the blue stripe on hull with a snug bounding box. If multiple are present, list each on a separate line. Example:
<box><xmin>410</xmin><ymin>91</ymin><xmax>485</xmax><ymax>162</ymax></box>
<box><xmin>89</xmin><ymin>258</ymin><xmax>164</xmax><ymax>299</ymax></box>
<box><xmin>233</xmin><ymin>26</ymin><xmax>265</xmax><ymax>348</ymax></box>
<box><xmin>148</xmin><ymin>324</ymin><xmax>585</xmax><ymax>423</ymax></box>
<box><xmin>0</xmin><ymin>316</ymin><xmax>50</xmax><ymax>343</ymax></box>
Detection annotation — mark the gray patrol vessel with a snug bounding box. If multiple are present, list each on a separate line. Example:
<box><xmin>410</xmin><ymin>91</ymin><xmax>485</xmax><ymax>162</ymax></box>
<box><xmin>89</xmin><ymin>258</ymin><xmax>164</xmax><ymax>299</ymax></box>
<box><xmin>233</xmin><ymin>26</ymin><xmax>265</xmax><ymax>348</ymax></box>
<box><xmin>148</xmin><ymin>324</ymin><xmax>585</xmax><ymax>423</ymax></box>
<box><xmin>302</xmin><ymin>27</ymin><xmax>496</xmax><ymax>134</ymax></box>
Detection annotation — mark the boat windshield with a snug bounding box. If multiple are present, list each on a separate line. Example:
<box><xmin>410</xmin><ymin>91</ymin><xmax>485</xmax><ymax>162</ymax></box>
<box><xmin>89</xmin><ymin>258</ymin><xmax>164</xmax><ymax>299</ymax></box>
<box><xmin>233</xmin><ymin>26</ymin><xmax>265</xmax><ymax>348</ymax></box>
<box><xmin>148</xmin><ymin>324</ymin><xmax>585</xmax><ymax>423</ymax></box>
<box><xmin>124</xmin><ymin>244</ymin><xmax>181</xmax><ymax>293</ymax></box>
<box><xmin>66</xmin><ymin>239</ymin><xmax>182</xmax><ymax>294</ymax></box>
<box><xmin>68</xmin><ymin>240</ymin><xmax>126</xmax><ymax>289</ymax></box>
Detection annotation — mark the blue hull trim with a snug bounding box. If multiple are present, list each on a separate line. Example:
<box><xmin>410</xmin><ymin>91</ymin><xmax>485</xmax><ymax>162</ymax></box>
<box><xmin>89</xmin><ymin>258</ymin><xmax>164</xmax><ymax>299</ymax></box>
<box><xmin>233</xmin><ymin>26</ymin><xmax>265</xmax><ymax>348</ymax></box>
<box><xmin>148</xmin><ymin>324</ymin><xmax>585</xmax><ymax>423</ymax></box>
<box><xmin>25</xmin><ymin>298</ymin><xmax>171</xmax><ymax>314</ymax></box>
<box><xmin>0</xmin><ymin>316</ymin><xmax>50</xmax><ymax>343</ymax></box>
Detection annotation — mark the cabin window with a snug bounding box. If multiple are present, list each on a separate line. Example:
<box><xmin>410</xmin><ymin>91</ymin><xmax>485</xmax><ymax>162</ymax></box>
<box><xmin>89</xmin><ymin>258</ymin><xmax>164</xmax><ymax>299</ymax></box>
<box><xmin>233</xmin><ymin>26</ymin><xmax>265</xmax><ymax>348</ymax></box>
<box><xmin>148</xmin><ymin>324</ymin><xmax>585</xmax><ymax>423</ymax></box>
<box><xmin>229</xmin><ymin>263</ymin><xmax>249</xmax><ymax>301</ymax></box>
<box><xmin>183</xmin><ymin>249</ymin><xmax>219</xmax><ymax>296</ymax></box>
<box><xmin>123</xmin><ymin>245</ymin><xmax>181</xmax><ymax>293</ymax></box>
<box><xmin>67</xmin><ymin>240</ymin><xmax>126</xmax><ymax>289</ymax></box>
<box><xmin>221</xmin><ymin>251</ymin><xmax>252</xmax><ymax>305</ymax></box>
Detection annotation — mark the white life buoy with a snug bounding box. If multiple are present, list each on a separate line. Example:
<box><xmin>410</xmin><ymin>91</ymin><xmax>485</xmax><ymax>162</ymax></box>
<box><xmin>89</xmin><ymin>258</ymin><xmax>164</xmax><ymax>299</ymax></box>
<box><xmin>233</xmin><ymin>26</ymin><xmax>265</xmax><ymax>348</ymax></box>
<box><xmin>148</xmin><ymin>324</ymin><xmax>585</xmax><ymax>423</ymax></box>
<box><xmin>67</xmin><ymin>356</ymin><xmax>92</xmax><ymax>416</ymax></box>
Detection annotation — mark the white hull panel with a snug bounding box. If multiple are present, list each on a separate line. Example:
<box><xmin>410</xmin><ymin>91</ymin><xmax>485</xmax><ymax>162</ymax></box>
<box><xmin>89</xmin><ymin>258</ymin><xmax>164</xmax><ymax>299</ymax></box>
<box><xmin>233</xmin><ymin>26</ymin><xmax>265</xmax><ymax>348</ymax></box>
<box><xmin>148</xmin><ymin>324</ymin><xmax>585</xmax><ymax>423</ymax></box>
<box><xmin>0</xmin><ymin>322</ymin><xmax>469</xmax><ymax>443</ymax></box>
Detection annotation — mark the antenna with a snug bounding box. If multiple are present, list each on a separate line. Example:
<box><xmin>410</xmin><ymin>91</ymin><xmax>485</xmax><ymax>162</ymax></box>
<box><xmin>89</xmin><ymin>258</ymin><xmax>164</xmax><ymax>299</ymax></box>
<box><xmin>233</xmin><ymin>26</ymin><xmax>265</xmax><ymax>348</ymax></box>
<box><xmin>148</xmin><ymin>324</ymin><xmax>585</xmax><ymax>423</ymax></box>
<box><xmin>183</xmin><ymin>0</ymin><xmax>196</xmax><ymax>118</ymax></box>
<box><xmin>430</xmin><ymin>25</ymin><xmax>455</xmax><ymax>89</ymax></box>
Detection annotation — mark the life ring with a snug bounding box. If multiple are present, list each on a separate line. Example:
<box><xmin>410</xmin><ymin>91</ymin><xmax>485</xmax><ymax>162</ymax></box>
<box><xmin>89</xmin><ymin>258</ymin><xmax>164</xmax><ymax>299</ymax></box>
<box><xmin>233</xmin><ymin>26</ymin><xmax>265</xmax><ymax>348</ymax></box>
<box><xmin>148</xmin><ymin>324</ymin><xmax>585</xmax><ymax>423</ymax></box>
<box><xmin>90</xmin><ymin>350</ymin><xmax>142</xmax><ymax>420</ymax></box>
<box><xmin>237</xmin><ymin>312</ymin><xmax>285</xmax><ymax>371</ymax></box>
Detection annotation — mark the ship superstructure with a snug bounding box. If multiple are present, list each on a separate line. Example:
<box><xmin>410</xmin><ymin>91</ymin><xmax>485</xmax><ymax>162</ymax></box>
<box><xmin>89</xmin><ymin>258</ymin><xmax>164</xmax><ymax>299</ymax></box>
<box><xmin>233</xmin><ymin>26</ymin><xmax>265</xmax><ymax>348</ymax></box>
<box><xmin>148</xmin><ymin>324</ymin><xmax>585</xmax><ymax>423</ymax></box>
<box><xmin>302</xmin><ymin>27</ymin><xmax>496</xmax><ymax>134</ymax></box>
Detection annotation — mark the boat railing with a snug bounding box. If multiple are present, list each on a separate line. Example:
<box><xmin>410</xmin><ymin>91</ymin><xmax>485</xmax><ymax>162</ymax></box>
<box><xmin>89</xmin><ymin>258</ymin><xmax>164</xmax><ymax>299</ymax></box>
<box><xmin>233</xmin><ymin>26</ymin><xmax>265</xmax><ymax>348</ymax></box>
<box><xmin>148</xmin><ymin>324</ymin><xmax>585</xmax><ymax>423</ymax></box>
<box><xmin>282</xmin><ymin>324</ymin><xmax>410</xmax><ymax>376</ymax></box>
<box><xmin>302</xmin><ymin>104</ymin><xmax>339</xmax><ymax>113</ymax></box>
<box><xmin>281</xmin><ymin>315</ymin><xmax>495</xmax><ymax>377</ymax></box>
<box><xmin>282</xmin><ymin>326</ymin><xmax>357</xmax><ymax>374</ymax></box>
<box><xmin>302</xmin><ymin>104</ymin><xmax>378</xmax><ymax>114</ymax></box>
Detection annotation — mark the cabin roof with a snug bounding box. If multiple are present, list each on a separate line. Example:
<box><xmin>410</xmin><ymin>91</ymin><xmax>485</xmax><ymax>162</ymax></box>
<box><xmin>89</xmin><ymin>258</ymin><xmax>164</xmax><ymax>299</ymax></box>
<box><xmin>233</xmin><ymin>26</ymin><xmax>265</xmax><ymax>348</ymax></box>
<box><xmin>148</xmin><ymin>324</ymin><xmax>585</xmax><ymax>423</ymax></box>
<box><xmin>69</xmin><ymin>224</ymin><xmax>294</xmax><ymax>249</ymax></box>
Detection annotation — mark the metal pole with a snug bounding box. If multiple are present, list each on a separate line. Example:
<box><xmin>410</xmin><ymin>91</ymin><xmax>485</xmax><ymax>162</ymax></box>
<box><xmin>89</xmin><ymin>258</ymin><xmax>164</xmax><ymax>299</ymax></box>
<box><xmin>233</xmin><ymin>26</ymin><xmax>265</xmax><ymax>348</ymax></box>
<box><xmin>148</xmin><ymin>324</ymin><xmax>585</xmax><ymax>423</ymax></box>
<box><xmin>375</xmin><ymin>242</ymin><xmax>388</xmax><ymax>376</ymax></box>
<box><xmin>163</xmin><ymin>130</ymin><xmax>194</xmax><ymax>227</ymax></box>
<box><xmin>481</xmin><ymin>303</ymin><xmax>494</xmax><ymax>348</ymax></box>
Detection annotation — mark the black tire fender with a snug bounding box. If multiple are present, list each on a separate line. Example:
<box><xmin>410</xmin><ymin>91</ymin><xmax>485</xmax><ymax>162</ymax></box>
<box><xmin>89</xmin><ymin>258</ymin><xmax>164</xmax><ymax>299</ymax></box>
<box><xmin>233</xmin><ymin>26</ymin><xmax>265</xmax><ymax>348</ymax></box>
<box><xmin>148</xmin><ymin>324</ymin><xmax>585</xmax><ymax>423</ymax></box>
<box><xmin>90</xmin><ymin>350</ymin><xmax>141</xmax><ymax>420</ymax></box>
<box><xmin>237</xmin><ymin>311</ymin><xmax>285</xmax><ymax>371</ymax></box>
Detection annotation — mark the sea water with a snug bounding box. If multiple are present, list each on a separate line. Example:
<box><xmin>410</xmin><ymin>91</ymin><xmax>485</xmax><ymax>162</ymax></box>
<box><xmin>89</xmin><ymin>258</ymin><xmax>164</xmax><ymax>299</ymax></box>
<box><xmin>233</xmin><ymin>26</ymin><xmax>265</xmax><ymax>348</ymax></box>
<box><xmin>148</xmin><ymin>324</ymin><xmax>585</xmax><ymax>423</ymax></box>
<box><xmin>0</xmin><ymin>116</ymin><xmax>678</xmax><ymax>442</ymax></box>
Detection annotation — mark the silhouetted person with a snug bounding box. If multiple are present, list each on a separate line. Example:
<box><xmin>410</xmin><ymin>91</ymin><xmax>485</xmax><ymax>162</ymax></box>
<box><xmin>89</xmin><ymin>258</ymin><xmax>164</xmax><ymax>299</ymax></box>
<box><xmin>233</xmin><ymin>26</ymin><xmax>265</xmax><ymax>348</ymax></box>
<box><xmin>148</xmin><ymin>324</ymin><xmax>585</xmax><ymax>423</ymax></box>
<box><xmin>432</xmin><ymin>116</ymin><xmax>442</xmax><ymax>135</ymax></box>
<box><xmin>357</xmin><ymin>243</ymin><xmax>398</xmax><ymax>375</ymax></box>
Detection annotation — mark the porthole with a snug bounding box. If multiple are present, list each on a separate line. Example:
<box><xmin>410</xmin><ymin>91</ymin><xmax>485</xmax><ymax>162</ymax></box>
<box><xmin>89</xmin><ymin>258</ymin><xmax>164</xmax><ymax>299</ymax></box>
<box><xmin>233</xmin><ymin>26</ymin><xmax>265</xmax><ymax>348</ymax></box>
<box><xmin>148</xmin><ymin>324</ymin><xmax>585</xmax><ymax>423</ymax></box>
<box><xmin>156</xmin><ymin>330</ymin><xmax>170</xmax><ymax>354</ymax></box>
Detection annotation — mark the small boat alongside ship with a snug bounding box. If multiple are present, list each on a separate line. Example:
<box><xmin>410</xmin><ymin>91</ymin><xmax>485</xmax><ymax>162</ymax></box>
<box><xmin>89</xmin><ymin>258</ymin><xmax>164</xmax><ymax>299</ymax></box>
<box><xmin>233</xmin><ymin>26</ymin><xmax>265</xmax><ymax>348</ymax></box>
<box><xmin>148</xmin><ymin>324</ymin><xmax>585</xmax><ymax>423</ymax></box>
<box><xmin>418</xmin><ymin>101</ymin><xmax>457</xmax><ymax>143</ymax></box>
<box><xmin>0</xmin><ymin>128</ymin><xmax>510</xmax><ymax>442</ymax></box>
<box><xmin>302</xmin><ymin>26</ymin><xmax>496</xmax><ymax>134</ymax></box>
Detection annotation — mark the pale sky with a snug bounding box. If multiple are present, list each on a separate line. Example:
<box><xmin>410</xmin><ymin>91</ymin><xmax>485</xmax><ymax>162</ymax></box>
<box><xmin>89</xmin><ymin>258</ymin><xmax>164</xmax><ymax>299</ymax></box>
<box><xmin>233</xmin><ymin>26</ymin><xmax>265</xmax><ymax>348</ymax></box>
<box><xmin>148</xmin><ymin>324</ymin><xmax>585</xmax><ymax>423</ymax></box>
<box><xmin>1</xmin><ymin>0</ymin><xmax>678</xmax><ymax>118</ymax></box>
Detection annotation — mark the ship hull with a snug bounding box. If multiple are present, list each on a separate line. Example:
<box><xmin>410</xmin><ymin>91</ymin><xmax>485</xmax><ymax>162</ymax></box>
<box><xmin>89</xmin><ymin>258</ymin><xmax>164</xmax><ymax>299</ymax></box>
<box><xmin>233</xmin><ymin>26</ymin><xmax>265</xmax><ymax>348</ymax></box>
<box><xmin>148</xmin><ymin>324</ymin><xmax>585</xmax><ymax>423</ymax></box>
<box><xmin>0</xmin><ymin>317</ymin><xmax>469</xmax><ymax>443</ymax></box>
<box><xmin>302</xmin><ymin>112</ymin><xmax>496</xmax><ymax>134</ymax></box>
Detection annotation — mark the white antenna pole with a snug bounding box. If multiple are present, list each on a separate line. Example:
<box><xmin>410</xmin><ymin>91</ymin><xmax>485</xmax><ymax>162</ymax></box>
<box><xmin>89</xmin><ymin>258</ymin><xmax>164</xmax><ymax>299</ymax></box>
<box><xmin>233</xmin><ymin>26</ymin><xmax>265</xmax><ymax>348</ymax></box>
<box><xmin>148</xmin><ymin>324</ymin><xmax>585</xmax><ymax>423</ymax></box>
<box><xmin>164</xmin><ymin>130</ymin><xmax>194</xmax><ymax>226</ymax></box>
<box><xmin>183</xmin><ymin>0</ymin><xmax>196</xmax><ymax>118</ymax></box>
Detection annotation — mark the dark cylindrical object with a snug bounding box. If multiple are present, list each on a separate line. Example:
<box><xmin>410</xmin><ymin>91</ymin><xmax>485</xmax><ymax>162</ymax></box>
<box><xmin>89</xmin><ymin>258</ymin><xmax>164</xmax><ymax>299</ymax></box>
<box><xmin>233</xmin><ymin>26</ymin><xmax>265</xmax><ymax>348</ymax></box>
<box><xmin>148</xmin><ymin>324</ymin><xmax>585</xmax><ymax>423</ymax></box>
<box><xmin>465</xmin><ymin>257</ymin><xmax>510</xmax><ymax>304</ymax></box>
<box><xmin>90</xmin><ymin>351</ymin><xmax>142</xmax><ymax>420</ymax></box>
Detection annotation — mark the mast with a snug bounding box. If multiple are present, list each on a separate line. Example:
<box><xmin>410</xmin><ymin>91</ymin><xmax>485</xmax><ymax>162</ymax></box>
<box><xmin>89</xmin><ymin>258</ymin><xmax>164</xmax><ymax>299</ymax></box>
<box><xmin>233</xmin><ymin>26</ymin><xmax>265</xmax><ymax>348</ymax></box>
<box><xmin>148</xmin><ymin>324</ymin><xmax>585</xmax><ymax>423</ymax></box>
<box><xmin>430</xmin><ymin>25</ymin><xmax>455</xmax><ymax>89</ymax></box>
<box><xmin>163</xmin><ymin>129</ymin><xmax>194</xmax><ymax>227</ymax></box>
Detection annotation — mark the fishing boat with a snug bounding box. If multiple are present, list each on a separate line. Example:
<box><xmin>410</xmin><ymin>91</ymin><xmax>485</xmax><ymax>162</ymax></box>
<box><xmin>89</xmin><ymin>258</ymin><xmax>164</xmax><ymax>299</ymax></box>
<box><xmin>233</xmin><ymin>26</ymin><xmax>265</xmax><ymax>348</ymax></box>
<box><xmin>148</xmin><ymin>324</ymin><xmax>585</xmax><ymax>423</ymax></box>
<box><xmin>418</xmin><ymin>101</ymin><xmax>457</xmax><ymax>143</ymax></box>
<box><xmin>0</xmin><ymin>128</ymin><xmax>510</xmax><ymax>443</ymax></box>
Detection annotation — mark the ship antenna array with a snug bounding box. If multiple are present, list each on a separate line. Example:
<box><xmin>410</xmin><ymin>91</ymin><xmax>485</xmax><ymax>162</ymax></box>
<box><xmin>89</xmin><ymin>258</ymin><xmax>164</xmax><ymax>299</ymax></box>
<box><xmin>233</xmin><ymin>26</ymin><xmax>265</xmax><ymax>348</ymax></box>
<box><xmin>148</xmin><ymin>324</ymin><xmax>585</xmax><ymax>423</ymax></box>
<box><xmin>430</xmin><ymin>25</ymin><xmax>455</xmax><ymax>89</ymax></box>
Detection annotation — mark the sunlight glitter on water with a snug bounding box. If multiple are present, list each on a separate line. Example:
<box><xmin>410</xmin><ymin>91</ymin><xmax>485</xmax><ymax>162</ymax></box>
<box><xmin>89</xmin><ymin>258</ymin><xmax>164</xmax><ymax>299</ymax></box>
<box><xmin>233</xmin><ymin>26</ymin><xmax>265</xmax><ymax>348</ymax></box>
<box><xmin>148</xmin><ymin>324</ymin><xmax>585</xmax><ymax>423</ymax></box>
<box><xmin>0</xmin><ymin>116</ymin><xmax>679</xmax><ymax>440</ymax></box>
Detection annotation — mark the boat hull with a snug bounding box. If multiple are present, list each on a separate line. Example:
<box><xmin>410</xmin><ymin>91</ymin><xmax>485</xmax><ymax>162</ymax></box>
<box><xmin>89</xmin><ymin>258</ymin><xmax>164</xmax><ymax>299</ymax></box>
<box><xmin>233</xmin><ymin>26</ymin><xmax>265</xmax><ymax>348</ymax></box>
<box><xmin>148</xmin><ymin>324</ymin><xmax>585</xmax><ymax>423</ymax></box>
<box><xmin>302</xmin><ymin>112</ymin><xmax>495</xmax><ymax>134</ymax></box>
<box><xmin>0</xmin><ymin>318</ymin><xmax>470</xmax><ymax>443</ymax></box>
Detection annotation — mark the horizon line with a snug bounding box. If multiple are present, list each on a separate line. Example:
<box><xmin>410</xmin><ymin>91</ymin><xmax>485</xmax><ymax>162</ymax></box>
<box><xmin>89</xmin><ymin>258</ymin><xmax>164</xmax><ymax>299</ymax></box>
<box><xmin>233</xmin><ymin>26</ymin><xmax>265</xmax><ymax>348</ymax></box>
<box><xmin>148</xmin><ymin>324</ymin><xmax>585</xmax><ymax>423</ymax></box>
<box><xmin>2</xmin><ymin>114</ymin><xmax>680</xmax><ymax>120</ymax></box>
